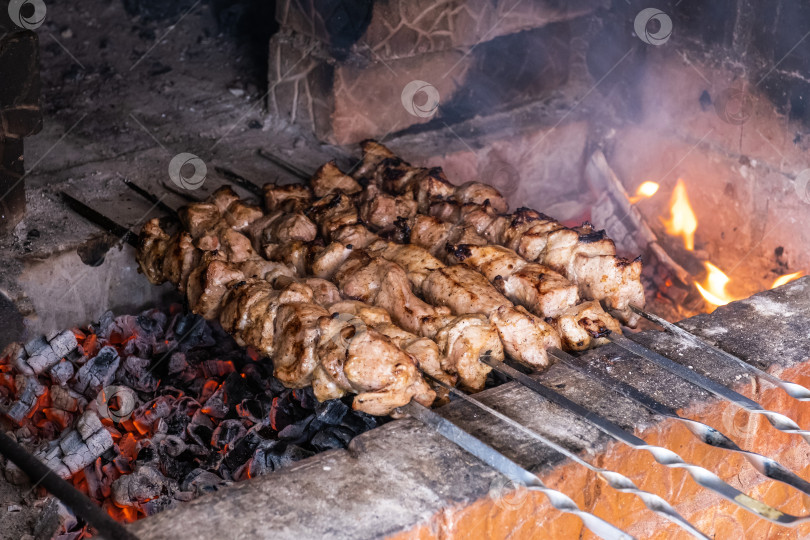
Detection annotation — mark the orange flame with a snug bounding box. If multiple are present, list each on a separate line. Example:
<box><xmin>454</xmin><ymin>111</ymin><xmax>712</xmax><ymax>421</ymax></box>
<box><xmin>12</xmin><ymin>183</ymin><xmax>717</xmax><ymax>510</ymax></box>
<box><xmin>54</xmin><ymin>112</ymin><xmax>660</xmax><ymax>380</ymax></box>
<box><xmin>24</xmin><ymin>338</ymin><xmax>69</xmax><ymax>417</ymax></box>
<box><xmin>695</xmin><ymin>262</ymin><xmax>739</xmax><ymax>307</ymax></box>
<box><xmin>661</xmin><ymin>179</ymin><xmax>698</xmax><ymax>251</ymax></box>
<box><xmin>628</xmin><ymin>181</ymin><xmax>660</xmax><ymax>204</ymax></box>
<box><xmin>771</xmin><ymin>271</ymin><xmax>805</xmax><ymax>289</ymax></box>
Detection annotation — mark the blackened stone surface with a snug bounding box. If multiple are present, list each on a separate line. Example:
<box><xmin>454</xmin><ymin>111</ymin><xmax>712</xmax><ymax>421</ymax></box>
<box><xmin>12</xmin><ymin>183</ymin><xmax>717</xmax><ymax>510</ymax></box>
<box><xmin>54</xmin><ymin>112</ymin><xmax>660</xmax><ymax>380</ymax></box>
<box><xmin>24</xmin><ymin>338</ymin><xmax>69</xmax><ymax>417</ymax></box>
<box><xmin>131</xmin><ymin>278</ymin><xmax>810</xmax><ymax>540</ymax></box>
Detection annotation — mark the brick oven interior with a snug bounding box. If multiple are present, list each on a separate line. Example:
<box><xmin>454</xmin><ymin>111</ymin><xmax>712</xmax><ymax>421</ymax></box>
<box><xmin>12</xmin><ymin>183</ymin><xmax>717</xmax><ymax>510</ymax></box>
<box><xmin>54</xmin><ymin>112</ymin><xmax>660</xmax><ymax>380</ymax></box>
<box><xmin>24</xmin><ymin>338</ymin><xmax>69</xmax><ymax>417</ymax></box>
<box><xmin>1</xmin><ymin>0</ymin><xmax>809</xmax><ymax>539</ymax></box>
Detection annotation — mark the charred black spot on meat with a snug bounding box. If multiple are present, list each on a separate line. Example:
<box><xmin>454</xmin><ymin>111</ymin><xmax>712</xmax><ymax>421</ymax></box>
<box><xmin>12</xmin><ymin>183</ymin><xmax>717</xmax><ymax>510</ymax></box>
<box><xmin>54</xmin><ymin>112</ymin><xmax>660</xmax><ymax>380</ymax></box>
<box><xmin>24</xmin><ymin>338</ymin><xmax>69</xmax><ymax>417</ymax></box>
<box><xmin>578</xmin><ymin>229</ymin><xmax>607</xmax><ymax>243</ymax></box>
<box><xmin>446</xmin><ymin>243</ymin><xmax>472</xmax><ymax>260</ymax></box>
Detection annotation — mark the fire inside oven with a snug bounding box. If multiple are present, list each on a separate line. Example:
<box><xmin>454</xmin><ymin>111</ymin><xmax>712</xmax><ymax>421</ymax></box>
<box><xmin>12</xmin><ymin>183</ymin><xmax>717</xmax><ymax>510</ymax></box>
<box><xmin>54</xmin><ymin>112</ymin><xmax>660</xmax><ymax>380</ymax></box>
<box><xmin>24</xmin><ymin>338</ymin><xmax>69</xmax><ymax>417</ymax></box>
<box><xmin>1</xmin><ymin>1</ymin><xmax>809</xmax><ymax>539</ymax></box>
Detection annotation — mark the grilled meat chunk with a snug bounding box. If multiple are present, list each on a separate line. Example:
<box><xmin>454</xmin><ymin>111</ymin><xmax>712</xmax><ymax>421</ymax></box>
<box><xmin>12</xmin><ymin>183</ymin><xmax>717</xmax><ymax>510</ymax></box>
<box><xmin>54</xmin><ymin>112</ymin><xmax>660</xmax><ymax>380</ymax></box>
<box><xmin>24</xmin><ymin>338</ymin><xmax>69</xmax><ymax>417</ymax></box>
<box><xmin>310</xmin><ymin>161</ymin><xmax>362</xmax><ymax>198</ymax></box>
<box><xmin>136</xmin><ymin>218</ymin><xmax>171</xmax><ymax>284</ymax></box>
<box><xmin>263</xmin><ymin>183</ymin><xmax>312</xmax><ymax>213</ymax></box>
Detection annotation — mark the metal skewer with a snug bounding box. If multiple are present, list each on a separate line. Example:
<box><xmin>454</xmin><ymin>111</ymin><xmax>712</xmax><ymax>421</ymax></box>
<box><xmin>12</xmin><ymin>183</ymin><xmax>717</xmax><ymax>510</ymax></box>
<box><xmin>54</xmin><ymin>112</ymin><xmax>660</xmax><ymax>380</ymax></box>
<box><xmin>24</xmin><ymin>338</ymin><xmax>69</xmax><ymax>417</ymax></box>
<box><xmin>480</xmin><ymin>356</ymin><xmax>810</xmax><ymax>525</ymax></box>
<box><xmin>401</xmin><ymin>402</ymin><xmax>635</xmax><ymax>540</ymax></box>
<box><xmin>549</xmin><ymin>348</ymin><xmax>810</xmax><ymax>496</ymax></box>
<box><xmin>607</xmin><ymin>332</ymin><xmax>810</xmax><ymax>446</ymax></box>
<box><xmin>629</xmin><ymin>304</ymin><xmax>810</xmax><ymax>401</ymax></box>
<box><xmin>423</xmin><ymin>374</ymin><xmax>708</xmax><ymax>539</ymax></box>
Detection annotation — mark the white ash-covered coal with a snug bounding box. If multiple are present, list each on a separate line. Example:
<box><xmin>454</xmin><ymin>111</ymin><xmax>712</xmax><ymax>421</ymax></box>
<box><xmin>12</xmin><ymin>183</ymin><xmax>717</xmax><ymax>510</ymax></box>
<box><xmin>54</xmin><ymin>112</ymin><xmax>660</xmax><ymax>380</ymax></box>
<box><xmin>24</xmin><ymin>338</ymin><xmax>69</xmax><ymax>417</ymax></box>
<box><xmin>0</xmin><ymin>306</ymin><xmax>384</xmax><ymax>535</ymax></box>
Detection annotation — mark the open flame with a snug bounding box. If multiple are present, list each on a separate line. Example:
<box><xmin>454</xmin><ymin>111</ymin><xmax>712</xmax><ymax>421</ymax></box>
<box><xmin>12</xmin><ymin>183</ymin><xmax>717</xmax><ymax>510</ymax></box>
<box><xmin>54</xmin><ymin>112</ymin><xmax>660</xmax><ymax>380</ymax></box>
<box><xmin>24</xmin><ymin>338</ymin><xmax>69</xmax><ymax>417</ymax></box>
<box><xmin>661</xmin><ymin>179</ymin><xmax>698</xmax><ymax>251</ymax></box>
<box><xmin>629</xmin><ymin>181</ymin><xmax>660</xmax><ymax>204</ymax></box>
<box><xmin>771</xmin><ymin>271</ymin><xmax>805</xmax><ymax>289</ymax></box>
<box><xmin>694</xmin><ymin>262</ymin><xmax>738</xmax><ymax>307</ymax></box>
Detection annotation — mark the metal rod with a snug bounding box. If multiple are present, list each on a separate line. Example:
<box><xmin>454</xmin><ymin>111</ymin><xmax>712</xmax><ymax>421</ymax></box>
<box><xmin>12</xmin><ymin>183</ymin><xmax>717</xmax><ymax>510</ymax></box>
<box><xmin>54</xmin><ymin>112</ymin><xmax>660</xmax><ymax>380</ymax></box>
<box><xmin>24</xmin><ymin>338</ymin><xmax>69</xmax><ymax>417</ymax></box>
<box><xmin>400</xmin><ymin>402</ymin><xmax>635</xmax><ymax>540</ymax></box>
<box><xmin>256</xmin><ymin>149</ymin><xmax>312</xmax><ymax>180</ymax></box>
<box><xmin>60</xmin><ymin>192</ymin><xmax>138</xmax><ymax>248</ymax></box>
<box><xmin>629</xmin><ymin>304</ymin><xmax>810</xmax><ymax>401</ymax></box>
<box><xmin>122</xmin><ymin>179</ymin><xmax>178</xmax><ymax>217</ymax></box>
<box><xmin>0</xmin><ymin>431</ymin><xmax>140</xmax><ymax>540</ymax></box>
<box><xmin>214</xmin><ymin>166</ymin><xmax>263</xmax><ymax>197</ymax></box>
<box><xmin>608</xmin><ymin>332</ymin><xmax>810</xmax><ymax>446</ymax></box>
<box><xmin>425</xmin><ymin>374</ymin><xmax>708</xmax><ymax>539</ymax></box>
<box><xmin>549</xmin><ymin>348</ymin><xmax>810</xmax><ymax>496</ymax></box>
<box><xmin>480</xmin><ymin>356</ymin><xmax>810</xmax><ymax>525</ymax></box>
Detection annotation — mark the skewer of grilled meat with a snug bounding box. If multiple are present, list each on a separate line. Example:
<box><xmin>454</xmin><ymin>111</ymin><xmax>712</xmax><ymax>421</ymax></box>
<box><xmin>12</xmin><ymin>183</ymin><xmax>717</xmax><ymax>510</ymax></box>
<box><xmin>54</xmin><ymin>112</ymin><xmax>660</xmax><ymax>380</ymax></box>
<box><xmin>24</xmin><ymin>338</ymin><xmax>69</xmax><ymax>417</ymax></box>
<box><xmin>270</xmin><ymin>165</ymin><xmax>621</xmax><ymax>354</ymax></box>
<box><xmin>136</xmin><ymin>213</ymin><xmax>436</xmax><ymax>417</ymax></box>
<box><xmin>263</xmin><ymin>177</ymin><xmax>562</xmax><ymax>371</ymax></box>
<box><xmin>352</xmin><ymin>140</ymin><xmax>645</xmax><ymax>327</ymax></box>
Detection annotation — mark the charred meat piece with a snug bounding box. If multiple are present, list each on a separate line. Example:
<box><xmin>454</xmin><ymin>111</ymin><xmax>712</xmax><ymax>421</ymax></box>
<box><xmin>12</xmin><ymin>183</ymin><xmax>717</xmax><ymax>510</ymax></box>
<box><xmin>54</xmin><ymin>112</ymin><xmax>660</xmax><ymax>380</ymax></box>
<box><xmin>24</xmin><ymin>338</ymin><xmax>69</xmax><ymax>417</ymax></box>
<box><xmin>136</xmin><ymin>218</ymin><xmax>171</xmax><ymax>284</ymax></box>
<box><xmin>263</xmin><ymin>183</ymin><xmax>312</xmax><ymax>213</ymax></box>
<box><xmin>555</xmin><ymin>300</ymin><xmax>622</xmax><ymax>351</ymax></box>
<box><xmin>310</xmin><ymin>161</ymin><xmax>362</xmax><ymax>198</ymax></box>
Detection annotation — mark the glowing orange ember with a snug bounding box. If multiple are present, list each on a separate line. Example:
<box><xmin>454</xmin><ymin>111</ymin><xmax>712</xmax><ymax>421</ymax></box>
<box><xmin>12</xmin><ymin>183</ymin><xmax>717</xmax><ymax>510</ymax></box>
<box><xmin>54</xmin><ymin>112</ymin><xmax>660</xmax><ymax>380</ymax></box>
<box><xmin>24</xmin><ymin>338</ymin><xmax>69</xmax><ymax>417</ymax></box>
<box><xmin>628</xmin><ymin>181</ymin><xmax>660</xmax><ymax>204</ymax></box>
<box><xmin>661</xmin><ymin>179</ymin><xmax>698</xmax><ymax>251</ymax></box>
<box><xmin>771</xmin><ymin>271</ymin><xmax>805</xmax><ymax>289</ymax></box>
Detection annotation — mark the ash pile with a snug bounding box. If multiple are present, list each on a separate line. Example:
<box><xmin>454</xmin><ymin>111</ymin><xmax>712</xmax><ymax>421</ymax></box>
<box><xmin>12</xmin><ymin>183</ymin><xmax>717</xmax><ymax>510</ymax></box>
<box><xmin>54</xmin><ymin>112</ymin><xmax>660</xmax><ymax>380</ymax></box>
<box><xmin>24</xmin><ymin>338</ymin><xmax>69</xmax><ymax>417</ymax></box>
<box><xmin>0</xmin><ymin>306</ymin><xmax>383</xmax><ymax>537</ymax></box>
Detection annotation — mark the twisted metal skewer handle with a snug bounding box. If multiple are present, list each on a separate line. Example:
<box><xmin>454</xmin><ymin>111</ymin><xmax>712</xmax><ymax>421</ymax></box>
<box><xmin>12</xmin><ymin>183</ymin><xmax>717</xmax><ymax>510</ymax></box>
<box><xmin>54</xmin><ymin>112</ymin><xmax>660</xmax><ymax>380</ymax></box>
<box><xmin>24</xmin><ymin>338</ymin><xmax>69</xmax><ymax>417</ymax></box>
<box><xmin>609</xmin><ymin>333</ymin><xmax>810</xmax><ymax>445</ymax></box>
<box><xmin>482</xmin><ymin>357</ymin><xmax>810</xmax><ymax>525</ymax></box>
<box><xmin>402</xmin><ymin>402</ymin><xmax>635</xmax><ymax>540</ymax></box>
<box><xmin>629</xmin><ymin>305</ymin><xmax>810</xmax><ymax>401</ymax></box>
<box><xmin>427</xmin><ymin>376</ymin><xmax>708</xmax><ymax>539</ymax></box>
<box><xmin>550</xmin><ymin>349</ymin><xmax>810</xmax><ymax>496</ymax></box>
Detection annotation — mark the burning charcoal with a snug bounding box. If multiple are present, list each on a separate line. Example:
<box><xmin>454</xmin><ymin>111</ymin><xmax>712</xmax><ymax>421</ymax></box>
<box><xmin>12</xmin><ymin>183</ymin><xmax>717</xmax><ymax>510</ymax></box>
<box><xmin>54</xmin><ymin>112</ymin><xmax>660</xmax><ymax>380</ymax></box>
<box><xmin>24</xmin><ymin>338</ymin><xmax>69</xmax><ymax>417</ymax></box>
<box><xmin>136</xmin><ymin>309</ymin><xmax>167</xmax><ymax>336</ymax></box>
<box><xmin>48</xmin><ymin>360</ymin><xmax>75</xmax><ymax>386</ymax></box>
<box><xmin>112</xmin><ymin>463</ymin><xmax>169</xmax><ymax>507</ymax></box>
<box><xmin>222</xmin><ymin>371</ymin><xmax>251</xmax><ymax>404</ymax></box>
<box><xmin>180</xmin><ymin>468</ymin><xmax>228</xmax><ymax>497</ymax></box>
<box><xmin>211</xmin><ymin>419</ymin><xmax>247</xmax><ymax>450</ymax></box>
<box><xmin>310</xmin><ymin>426</ymin><xmax>355</xmax><ymax>452</ymax></box>
<box><xmin>187</xmin><ymin>423</ymin><xmax>213</xmax><ymax>448</ymax></box>
<box><xmin>249</xmin><ymin>442</ymin><xmax>313</xmax><ymax>477</ymax></box>
<box><xmin>6</xmin><ymin>343</ymin><xmax>33</xmax><ymax>376</ymax></box>
<box><xmin>222</xmin><ymin>430</ymin><xmax>264</xmax><ymax>471</ymax></box>
<box><xmin>341</xmin><ymin>410</ymin><xmax>381</xmax><ymax>435</ymax></box>
<box><xmin>277</xmin><ymin>416</ymin><xmax>313</xmax><ymax>442</ymax></box>
<box><xmin>50</xmin><ymin>385</ymin><xmax>82</xmax><ymax>412</ymax></box>
<box><xmin>169</xmin><ymin>313</ymin><xmax>215</xmax><ymax>351</ymax></box>
<box><xmin>314</xmin><ymin>399</ymin><xmax>349</xmax><ymax>426</ymax></box>
<box><xmin>56</xmin><ymin>413</ymin><xmax>114</xmax><ymax>476</ymax></box>
<box><xmin>158</xmin><ymin>435</ymin><xmax>187</xmax><ymax>458</ymax></box>
<box><xmin>32</xmin><ymin>498</ymin><xmax>79</xmax><ymax>540</ymax></box>
<box><xmin>92</xmin><ymin>311</ymin><xmax>116</xmax><ymax>340</ymax></box>
<box><xmin>4</xmin><ymin>375</ymin><xmax>45</xmax><ymax>424</ymax></box>
<box><xmin>49</xmin><ymin>330</ymin><xmax>78</xmax><ymax>359</ymax></box>
<box><xmin>167</xmin><ymin>352</ymin><xmax>188</xmax><ymax>375</ymax></box>
<box><xmin>235</xmin><ymin>398</ymin><xmax>263</xmax><ymax>423</ymax></box>
<box><xmin>74</xmin><ymin>346</ymin><xmax>120</xmax><ymax>397</ymax></box>
<box><xmin>297</xmin><ymin>387</ymin><xmax>317</xmax><ymax>410</ymax></box>
<box><xmin>24</xmin><ymin>336</ymin><xmax>49</xmax><ymax>357</ymax></box>
<box><xmin>121</xmin><ymin>356</ymin><xmax>158</xmax><ymax>392</ymax></box>
<box><xmin>200</xmin><ymin>384</ymin><xmax>228</xmax><ymax>419</ymax></box>
<box><xmin>22</xmin><ymin>333</ymin><xmax>63</xmax><ymax>375</ymax></box>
